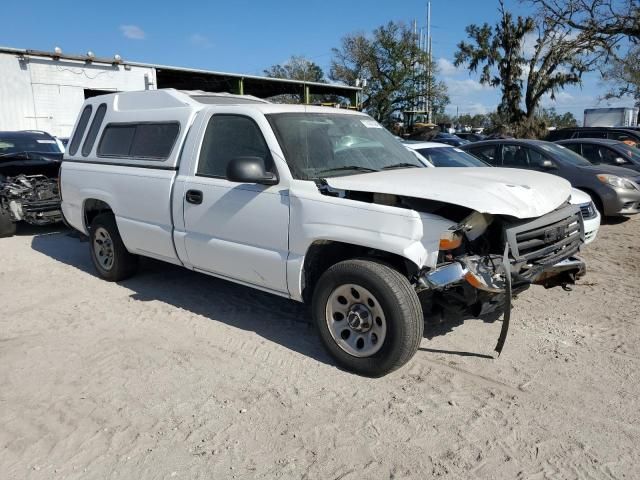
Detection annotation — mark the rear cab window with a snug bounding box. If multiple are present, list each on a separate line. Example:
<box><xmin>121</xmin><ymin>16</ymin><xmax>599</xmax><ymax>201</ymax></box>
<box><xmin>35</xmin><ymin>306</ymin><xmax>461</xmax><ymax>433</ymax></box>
<box><xmin>68</xmin><ymin>105</ymin><xmax>92</xmax><ymax>156</ymax></box>
<box><xmin>97</xmin><ymin>123</ymin><xmax>180</xmax><ymax>160</ymax></box>
<box><xmin>82</xmin><ymin>103</ymin><xmax>107</xmax><ymax>156</ymax></box>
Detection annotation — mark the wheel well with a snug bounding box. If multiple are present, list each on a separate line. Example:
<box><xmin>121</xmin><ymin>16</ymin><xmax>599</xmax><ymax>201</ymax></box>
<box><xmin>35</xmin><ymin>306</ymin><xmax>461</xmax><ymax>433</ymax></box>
<box><xmin>301</xmin><ymin>241</ymin><xmax>418</xmax><ymax>302</ymax></box>
<box><xmin>83</xmin><ymin>199</ymin><xmax>113</xmax><ymax>231</ymax></box>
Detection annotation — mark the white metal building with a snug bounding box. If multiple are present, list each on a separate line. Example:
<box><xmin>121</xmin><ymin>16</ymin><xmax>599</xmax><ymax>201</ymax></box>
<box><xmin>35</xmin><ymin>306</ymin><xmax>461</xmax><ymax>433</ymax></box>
<box><xmin>0</xmin><ymin>46</ymin><xmax>359</xmax><ymax>138</ymax></box>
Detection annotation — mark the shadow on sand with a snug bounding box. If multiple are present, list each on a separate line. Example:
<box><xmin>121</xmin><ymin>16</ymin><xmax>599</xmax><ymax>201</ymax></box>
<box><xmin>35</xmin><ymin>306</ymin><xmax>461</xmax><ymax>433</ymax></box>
<box><xmin>31</xmin><ymin>231</ymin><xmax>496</xmax><ymax>366</ymax></box>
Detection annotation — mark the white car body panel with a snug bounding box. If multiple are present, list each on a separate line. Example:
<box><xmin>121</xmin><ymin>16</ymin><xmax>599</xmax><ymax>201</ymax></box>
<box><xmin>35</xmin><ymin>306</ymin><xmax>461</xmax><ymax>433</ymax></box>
<box><xmin>286</xmin><ymin>181</ymin><xmax>455</xmax><ymax>301</ymax></box>
<box><xmin>568</xmin><ymin>188</ymin><xmax>600</xmax><ymax>244</ymax></box>
<box><xmin>61</xmin><ymin>89</ymin><xmax>583</xmax><ymax>304</ymax></box>
<box><xmin>403</xmin><ymin>142</ymin><xmax>600</xmax><ymax>244</ymax></box>
<box><xmin>61</xmin><ymin>162</ymin><xmax>181</xmax><ymax>264</ymax></box>
<box><xmin>326</xmin><ymin>168</ymin><xmax>572</xmax><ymax>219</ymax></box>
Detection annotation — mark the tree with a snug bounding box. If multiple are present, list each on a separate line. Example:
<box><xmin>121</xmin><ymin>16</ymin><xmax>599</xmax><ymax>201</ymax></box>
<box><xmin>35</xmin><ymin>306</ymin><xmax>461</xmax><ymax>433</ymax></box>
<box><xmin>454</xmin><ymin>0</ymin><xmax>604</xmax><ymax>130</ymax></box>
<box><xmin>456</xmin><ymin>113</ymin><xmax>493</xmax><ymax>128</ymax></box>
<box><xmin>528</xmin><ymin>1</ymin><xmax>639</xmax><ymax>40</ymax></box>
<box><xmin>538</xmin><ymin>107</ymin><xmax>578</xmax><ymax>128</ymax></box>
<box><xmin>602</xmin><ymin>45</ymin><xmax>640</xmax><ymax>104</ymax></box>
<box><xmin>330</xmin><ymin>21</ymin><xmax>449</xmax><ymax>125</ymax></box>
<box><xmin>263</xmin><ymin>56</ymin><xmax>326</xmax><ymax>104</ymax></box>
<box><xmin>263</xmin><ymin>56</ymin><xmax>326</xmax><ymax>83</ymax></box>
<box><xmin>528</xmin><ymin>1</ymin><xmax>640</xmax><ymax>104</ymax></box>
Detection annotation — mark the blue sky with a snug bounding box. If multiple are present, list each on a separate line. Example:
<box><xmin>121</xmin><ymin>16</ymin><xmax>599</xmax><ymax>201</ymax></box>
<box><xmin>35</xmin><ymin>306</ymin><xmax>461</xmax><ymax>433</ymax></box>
<box><xmin>1</xmin><ymin>0</ymin><xmax>632</xmax><ymax>121</ymax></box>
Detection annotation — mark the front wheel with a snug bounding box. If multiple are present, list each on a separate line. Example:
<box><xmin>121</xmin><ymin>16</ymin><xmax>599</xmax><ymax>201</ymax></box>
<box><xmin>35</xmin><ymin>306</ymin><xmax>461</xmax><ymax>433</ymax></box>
<box><xmin>89</xmin><ymin>213</ymin><xmax>138</xmax><ymax>281</ymax></box>
<box><xmin>312</xmin><ymin>259</ymin><xmax>423</xmax><ymax>377</ymax></box>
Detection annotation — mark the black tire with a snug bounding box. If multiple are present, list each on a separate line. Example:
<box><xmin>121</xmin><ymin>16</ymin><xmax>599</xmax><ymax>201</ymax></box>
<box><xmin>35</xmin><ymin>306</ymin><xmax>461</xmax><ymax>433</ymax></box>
<box><xmin>312</xmin><ymin>259</ymin><xmax>423</xmax><ymax>377</ymax></box>
<box><xmin>89</xmin><ymin>213</ymin><xmax>138</xmax><ymax>281</ymax></box>
<box><xmin>0</xmin><ymin>208</ymin><xmax>16</xmax><ymax>238</ymax></box>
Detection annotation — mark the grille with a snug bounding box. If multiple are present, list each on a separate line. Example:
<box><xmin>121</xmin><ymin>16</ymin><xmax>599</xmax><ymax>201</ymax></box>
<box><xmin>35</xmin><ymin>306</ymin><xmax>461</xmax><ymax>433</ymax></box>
<box><xmin>579</xmin><ymin>202</ymin><xmax>597</xmax><ymax>219</ymax></box>
<box><xmin>505</xmin><ymin>204</ymin><xmax>584</xmax><ymax>268</ymax></box>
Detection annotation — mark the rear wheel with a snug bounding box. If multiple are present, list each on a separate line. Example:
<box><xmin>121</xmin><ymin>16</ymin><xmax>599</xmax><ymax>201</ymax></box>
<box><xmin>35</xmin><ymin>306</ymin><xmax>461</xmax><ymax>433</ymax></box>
<box><xmin>89</xmin><ymin>213</ymin><xmax>138</xmax><ymax>281</ymax></box>
<box><xmin>312</xmin><ymin>259</ymin><xmax>423</xmax><ymax>377</ymax></box>
<box><xmin>0</xmin><ymin>208</ymin><xmax>16</xmax><ymax>238</ymax></box>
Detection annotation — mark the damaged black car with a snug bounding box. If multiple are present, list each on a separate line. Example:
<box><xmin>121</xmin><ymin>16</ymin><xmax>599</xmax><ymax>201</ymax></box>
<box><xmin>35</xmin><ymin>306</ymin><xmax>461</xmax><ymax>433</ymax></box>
<box><xmin>0</xmin><ymin>131</ymin><xmax>63</xmax><ymax>237</ymax></box>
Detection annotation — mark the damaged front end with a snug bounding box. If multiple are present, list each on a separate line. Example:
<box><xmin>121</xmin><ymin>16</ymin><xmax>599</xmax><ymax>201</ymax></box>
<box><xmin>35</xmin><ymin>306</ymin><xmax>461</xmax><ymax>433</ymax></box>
<box><xmin>416</xmin><ymin>204</ymin><xmax>586</xmax><ymax>352</ymax></box>
<box><xmin>0</xmin><ymin>174</ymin><xmax>62</xmax><ymax>226</ymax></box>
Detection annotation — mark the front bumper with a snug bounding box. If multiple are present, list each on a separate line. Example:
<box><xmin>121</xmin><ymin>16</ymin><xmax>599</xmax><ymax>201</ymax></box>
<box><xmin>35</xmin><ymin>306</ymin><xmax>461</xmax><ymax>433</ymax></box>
<box><xmin>8</xmin><ymin>199</ymin><xmax>62</xmax><ymax>226</ymax></box>
<box><xmin>582</xmin><ymin>210</ymin><xmax>600</xmax><ymax>244</ymax></box>
<box><xmin>607</xmin><ymin>187</ymin><xmax>640</xmax><ymax>216</ymax></box>
<box><xmin>418</xmin><ymin>254</ymin><xmax>586</xmax><ymax>293</ymax></box>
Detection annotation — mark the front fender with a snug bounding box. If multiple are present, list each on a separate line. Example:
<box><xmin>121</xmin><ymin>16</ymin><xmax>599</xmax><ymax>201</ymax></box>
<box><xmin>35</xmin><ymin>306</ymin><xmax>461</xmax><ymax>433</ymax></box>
<box><xmin>286</xmin><ymin>182</ymin><xmax>455</xmax><ymax>300</ymax></box>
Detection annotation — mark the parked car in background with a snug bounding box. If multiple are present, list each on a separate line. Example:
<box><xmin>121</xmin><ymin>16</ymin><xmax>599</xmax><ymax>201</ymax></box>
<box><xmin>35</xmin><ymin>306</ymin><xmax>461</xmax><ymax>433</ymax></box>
<box><xmin>405</xmin><ymin>141</ymin><xmax>600</xmax><ymax>244</ymax></box>
<box><xmin>431</xmin><ymin>132</ymin><xmax>471</xmax><ymax>147</ymax></box>
<box><xmin>0</xmin><ymin>130</ymin><xmax>63</xmax><ymax>237</ymax></box>
<box><xmin>55</xmin><ymin>137</ymin><xmax>69</xmax><ymax>152</ymax></box>
<box><xmin>403</xmin><ymin>141</ymin><xmax>489</xmax><ymax>167</ymax></box>
<box><xmin>61</xmin><ymin>89</ymin><xmax>588</xmax><ymax>376</ymax></box>
<box><xmin>546</xmin><ymin>127</ymin><xmax>640</xmax><ymax>148</ymax></box>
<box><xmin>454</xmin><ymin>132</ymin><xmax>486</xmax><ymax>142</ymax></box>
<box><xmin>555</xmin><ymin>139</ymin><xmax>640</xmax><ymax>173</ymax></box>
<box><xmin>461</xmin><ymin>139</ymin><xmax>640</xmax><ymax>217</ymax></box>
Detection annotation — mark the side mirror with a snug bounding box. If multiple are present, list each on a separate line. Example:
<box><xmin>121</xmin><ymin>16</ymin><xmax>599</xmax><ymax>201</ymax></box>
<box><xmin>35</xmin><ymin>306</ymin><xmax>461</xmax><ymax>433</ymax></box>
<box><xmin>226</xmin><ymin>156</ymin><xmax>277</xmax><ymax>185</ymax></box>
<box><xmin>615</xmin><ymin>157</ymin><xmax>627</xmax><ymax>165</ymax></box>
<box><xmin>542</xmin><ymin>159</ymin><xmax>557</xmax><ymax>170</ymax></box>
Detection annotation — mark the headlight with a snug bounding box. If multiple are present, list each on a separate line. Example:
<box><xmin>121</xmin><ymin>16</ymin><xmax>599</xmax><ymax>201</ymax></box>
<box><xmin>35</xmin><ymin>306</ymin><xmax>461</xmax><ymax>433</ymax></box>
<box><xmin>439</xmin><ymin>230</ymin><xmax>463</xmax><ymax>251</ymax></box>
<box><xmin>596</xmin><ymin>174</ymin><xmax>639</xmax><ymax>190</ymax></box>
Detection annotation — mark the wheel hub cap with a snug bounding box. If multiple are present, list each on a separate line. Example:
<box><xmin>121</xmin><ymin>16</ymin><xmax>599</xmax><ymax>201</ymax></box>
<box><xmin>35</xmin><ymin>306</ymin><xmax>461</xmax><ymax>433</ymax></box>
<box><xmin>346</xmin><ymin>304</ymin><xmax>372</xmax><ymax>332</ymax></box>
<box><xmin>325</xmin><ymin>284</ymin><xmax>387</xmax><ymax>358</ymax></box>
<box><xmin>93</xmin><ymin>227</ymin><xmax>115</xmax><ymax>271</ymax></box>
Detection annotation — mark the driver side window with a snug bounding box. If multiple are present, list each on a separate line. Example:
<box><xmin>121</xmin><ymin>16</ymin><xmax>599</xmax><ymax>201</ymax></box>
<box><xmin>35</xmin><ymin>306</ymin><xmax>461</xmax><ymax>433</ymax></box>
<box><xmin>197</xmin><ymin>115</ymin><xmax>273</xmax><ymax>178</ymax></box>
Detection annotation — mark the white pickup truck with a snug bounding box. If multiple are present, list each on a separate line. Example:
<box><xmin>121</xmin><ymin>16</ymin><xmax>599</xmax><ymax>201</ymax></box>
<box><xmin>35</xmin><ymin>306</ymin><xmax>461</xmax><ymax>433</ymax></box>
<box><xmin>61</xmin><ymin>89</ymin><xmax>586</xmax><ymax>376</ymax></box>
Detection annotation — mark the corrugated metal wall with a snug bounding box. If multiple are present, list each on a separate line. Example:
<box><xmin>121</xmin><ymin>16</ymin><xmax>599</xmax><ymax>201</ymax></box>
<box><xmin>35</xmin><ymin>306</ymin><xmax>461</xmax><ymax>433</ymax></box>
<box><xmin>0</xmin><ymin>52</ymin><xmax>155</xmax><ymax>137</ymax></box>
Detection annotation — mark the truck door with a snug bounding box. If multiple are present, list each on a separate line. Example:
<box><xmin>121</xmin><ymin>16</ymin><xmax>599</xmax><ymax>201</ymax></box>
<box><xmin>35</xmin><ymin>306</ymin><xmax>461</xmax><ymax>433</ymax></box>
<box><xmin>181</xmin><ymin>113</ymin><xmax>290</xmax><ymax>294</ymax></box>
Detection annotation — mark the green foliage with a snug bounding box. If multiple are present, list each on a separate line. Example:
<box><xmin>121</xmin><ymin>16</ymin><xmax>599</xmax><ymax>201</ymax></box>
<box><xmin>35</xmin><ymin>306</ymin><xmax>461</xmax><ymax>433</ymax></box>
<box><xmin>455</xmin><ymin>9</ymin><xmax>534</xmax><ymax>124</ymax></box>
<box><xmin>263</xmin><ymin>56</ymin><xmax>327</xmax><ymax>104</ymax></box>
<box><xmin>454</xmin><ymin>0</ymin><xmax>604</xmax><ymax>132</ymax></box>
<box><xmin>603</xmin><ymin>45</ymin><xmax>640</xmax><ymax>105</ymax></box>
<box><xmin>538</xmin><ymin>107</ymin><xmax>578</xmax><ymax>129</ymax></box>
<box><xmin>264</xmin><ymin>56</ymin><xmax>326</xmax><ymax>83</ymax></box>
<box><xmin>529</xmin><ymin>1</ymin><xmax>639</xmax><ymax>105</ymax></box>
<box><xmin>330</xmin><ymin>21</ymin><xmax>449</xmax><ymax>125</ymax></box>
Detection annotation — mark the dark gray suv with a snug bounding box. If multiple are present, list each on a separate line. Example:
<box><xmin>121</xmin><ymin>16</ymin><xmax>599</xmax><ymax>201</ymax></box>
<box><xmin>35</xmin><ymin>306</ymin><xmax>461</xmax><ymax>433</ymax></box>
<box><xmin>461</xmin><ymin>139</ymin><xmax>640</xmax><ymax>217</ymax></box>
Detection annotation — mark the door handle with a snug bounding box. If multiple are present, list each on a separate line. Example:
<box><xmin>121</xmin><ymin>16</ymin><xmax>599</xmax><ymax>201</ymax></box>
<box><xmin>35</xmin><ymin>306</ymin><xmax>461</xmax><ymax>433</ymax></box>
<box><xmin>186</xmin><ymin>189</ymin><xmax>203</xmax><ymax>205</ymax></box>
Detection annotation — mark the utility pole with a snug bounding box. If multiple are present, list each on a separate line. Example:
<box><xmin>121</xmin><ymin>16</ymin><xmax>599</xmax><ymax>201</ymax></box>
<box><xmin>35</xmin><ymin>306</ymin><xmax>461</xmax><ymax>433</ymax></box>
<box><xmin>426</xmin><ymin>1</ymin><xmax>432</xmax><ymax>123</ymax></box>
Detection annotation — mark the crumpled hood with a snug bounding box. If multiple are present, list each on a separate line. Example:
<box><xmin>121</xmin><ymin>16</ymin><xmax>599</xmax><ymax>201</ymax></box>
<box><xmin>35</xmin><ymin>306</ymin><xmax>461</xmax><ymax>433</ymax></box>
<box><xmin>326</xmin><ymin>167</ymin><xmax>572</xmax><ymax>219</ymax></box>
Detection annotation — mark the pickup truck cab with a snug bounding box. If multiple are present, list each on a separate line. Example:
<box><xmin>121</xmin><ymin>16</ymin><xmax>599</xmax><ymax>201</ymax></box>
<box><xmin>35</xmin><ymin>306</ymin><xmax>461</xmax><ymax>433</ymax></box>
<box><xmin>61</xmin><ymin>89</ymin><xmax>586</xmax><ymax>376</ymax></box>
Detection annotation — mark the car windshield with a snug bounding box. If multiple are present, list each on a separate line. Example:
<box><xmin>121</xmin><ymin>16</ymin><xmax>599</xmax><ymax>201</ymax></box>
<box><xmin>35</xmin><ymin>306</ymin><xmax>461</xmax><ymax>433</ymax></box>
<box><xmin>267</xmin><ymin>113</ymin><xmax>423</xmax><ymax>179</ymax></box>
<box><xmin>0</xmin><ymin>133</ymin><xmax>62</xmax><ymax>157</ymax></box>
<box><xmin>539</xmin><ymin>143</ymin><xmax>592</xmax><ymax>167</ymax></box>
<box><xmin>417</xmin><ymin>147</ymin><xmax>488</xmax><ymax>167</ymax></box>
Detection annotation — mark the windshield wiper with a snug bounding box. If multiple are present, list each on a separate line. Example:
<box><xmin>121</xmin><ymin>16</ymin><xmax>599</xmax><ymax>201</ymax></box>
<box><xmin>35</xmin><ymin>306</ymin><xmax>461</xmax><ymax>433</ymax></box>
<box><xmin>317</xmin><ymin>165</ymin><xmax>379</xmax><ymax>175</ymax></box>
<box><xmin>381</xmin><ymin>163</ymin><xmax>421</xmax><ymax>170</ymax></box>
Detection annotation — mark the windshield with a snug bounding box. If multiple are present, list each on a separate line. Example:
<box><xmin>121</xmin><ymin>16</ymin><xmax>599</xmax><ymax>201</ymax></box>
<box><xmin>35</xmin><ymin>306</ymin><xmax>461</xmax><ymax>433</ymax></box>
<box><xmin>539</xmin><ymin>143</ymin><xmax>592</xmax><ymax>167</ymax></box>
<box><xmin>267</xmin><ymin>113</ymin><xmax>423</xmax><ymax>179</ymax></box>
<box><xmin>0</xmin><ymin>133</ymin><xmax>62</xmax><ymax>157</ymax></box>
<box><xmin>417</xmin><ymin>147</ymin><xmax>489</xmax><ymax>167</ymax></box>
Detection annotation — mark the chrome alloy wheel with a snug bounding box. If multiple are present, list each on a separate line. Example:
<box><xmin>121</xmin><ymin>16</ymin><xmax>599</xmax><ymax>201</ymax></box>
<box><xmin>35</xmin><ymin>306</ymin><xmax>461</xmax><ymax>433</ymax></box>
<box><xmin>93</xmin><ymin>226</ymin><xmax>115</xmax><ymax>271</ymax></box>
<box><xmin>325</xmin><ymin>283</ymin><xmax>387</xmax><ymax>357</ymax></box>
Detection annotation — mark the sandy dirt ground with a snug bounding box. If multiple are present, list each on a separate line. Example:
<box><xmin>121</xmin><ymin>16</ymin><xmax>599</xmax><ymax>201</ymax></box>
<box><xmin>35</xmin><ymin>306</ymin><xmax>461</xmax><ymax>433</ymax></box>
<box><xmin>1</xmin><ymin>216</ymin><xmax>639</xmax><ymax>480</ymax></box>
